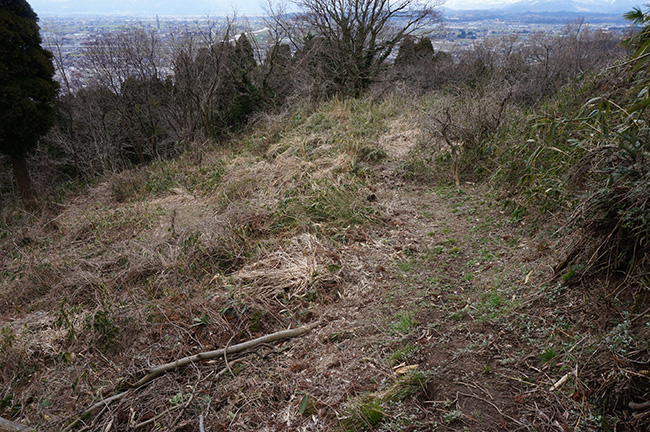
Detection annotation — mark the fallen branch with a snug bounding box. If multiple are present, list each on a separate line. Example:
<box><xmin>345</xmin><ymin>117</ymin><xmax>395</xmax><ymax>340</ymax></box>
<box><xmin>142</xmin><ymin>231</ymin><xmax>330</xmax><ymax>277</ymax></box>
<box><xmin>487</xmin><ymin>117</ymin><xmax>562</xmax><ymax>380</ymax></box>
<box><xmin>0</xmin><ymin>417</ymin><xmax>31</xmax><ymax>432</ymax></box>
<box><xmin>62</xmin><ymin>321</ymin><xmax>321</xmax><ymax>431</ymax></box>
<box><xmin>129</xmin><ymin>320</ymin><xmax>322</xmax><ymax>388</ymax></box>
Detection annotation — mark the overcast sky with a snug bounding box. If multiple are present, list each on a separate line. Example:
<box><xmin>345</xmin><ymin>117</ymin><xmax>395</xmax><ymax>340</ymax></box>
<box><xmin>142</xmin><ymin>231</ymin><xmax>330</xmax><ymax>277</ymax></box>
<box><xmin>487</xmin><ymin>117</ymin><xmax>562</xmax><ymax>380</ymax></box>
<box><xmin>27</xmin><ymin>0</ymin><xmax>640</xmax><ymax>16</ymax></box>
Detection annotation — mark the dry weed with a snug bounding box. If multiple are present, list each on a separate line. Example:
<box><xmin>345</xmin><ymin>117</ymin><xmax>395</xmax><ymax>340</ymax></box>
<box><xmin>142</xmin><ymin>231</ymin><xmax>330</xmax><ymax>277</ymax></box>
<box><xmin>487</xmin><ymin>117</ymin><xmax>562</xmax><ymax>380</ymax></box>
<box><xmin>221</xmin><ymin>233</ymin><xmax>342</xmax><ymax>303</ymax></box>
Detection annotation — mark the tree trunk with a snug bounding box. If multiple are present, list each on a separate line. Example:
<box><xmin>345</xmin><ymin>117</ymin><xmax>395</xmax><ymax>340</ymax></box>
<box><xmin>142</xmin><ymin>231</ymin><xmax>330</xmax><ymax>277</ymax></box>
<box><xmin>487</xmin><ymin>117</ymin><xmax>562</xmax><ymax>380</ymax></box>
<box><xmin>11</xmin><ymin>154</ymin><xmax>36</xmax><ymax>207</ymax></box>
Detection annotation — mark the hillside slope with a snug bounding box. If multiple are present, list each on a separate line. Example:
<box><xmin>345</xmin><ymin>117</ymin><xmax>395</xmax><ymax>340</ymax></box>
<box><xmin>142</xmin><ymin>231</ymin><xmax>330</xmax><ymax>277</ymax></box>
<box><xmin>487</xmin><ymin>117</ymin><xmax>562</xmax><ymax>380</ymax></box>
<box><xmin>0</xmin><ymin>97</ymin><xmax>647</xmax><ymax>431</ymax></box>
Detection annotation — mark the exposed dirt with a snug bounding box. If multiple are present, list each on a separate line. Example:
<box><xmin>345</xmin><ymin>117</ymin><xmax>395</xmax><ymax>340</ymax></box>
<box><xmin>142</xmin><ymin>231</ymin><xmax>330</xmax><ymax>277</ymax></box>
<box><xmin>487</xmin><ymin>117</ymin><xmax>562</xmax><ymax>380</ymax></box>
<box><xmin>1</xmin><ymin>105</ymin><xmax>648</xmax><ymax>432</ymax></box>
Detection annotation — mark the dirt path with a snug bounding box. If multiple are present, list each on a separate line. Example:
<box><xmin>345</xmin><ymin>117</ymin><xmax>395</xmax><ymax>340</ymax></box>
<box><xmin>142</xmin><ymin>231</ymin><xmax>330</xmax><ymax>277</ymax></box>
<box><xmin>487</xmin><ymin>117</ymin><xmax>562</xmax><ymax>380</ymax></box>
<box><xmin>230</xmin><ymin>137</ymin><xmax>572</xmax><ymax>431</ymax></box>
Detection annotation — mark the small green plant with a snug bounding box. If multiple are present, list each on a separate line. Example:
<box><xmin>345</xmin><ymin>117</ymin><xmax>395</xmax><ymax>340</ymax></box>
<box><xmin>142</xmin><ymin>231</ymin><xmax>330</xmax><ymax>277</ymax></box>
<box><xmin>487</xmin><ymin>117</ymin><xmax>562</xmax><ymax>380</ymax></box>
<box><xmin>144</xmin><ymin>161</ymin><xmax>180</xmax><ymax>195</ymax></box>
<box><xmin>476</xmin><ymin>289</ymin><xmax>519</xmax><ymax>321</ymax></box>
<box><xmin>442</xmin><ymin>409</ymin><xmax>463</xmax><ymax>425</ymax></box>
<box><xmin>299</xmin><ymin>394</ymin><xmax>317</xmax><ymax>416</ymax></box>
<box><xmin>480</xmin><ymin>248</ymin><xmax>497</xmax><ymax>260</ymax></box>
<box><xmin>55</xmin><ymin>298</ymin><xmax>80</xmax><ymax>341</ymax></box>
<box><xmin>390</xmin><ymin>344</ymin><xmax>417</xmax><ymax>366</ymax></box>
<box><xmin>339</xmin><ymin>397</ymin><xmax>384</xmax><ymax>431</ymax></box>
<box><xmin>357</xmin><ymin>145</ymin><xmax>387</xmax><ymax>163</ymax></box>
<box><xmin>604</xmin><ymin>320</ymin><xmax>633</xmax><ymax>354</ymax></box>
<box><xmin>0</xmin><ymin>327</ymin><xmax>15</xmax><ymax>357</ymax></box>
<box><xmin>504</xmin><ymin>200</ymin><xmax>528</xmax><ymax>222</ymax></box>
<box><xmin>539</xmin><ymin>348</ymin><xmax>559</xmax><ymax>363</ymax></box>
<box><xmin>248</xmin><ymin>310</ymin><xmax>263</xmax><ymax>332</ymax></box>
<box><xmin>449</xmin><ymin>310</ymin><xmax>465</xmax><ymax>321</ymax></box>
<box><xmin>191</xmin><ymin>313</ymin><xmax>211</xmax><ymax>328</ymax></box>
<box><xmin>397</xmin><ymin>260</ymin><xmax>414</xmax><ymax>272</ymax></box>
<box><xmin>0</xmin><ymin>394</ymin><xmax>14</xmax><ymax>412</ymax></box>
<box><xmin>383</xmin><ymin>370</ymin><xmax>430</xmax><ymax>402</ymax></box>
<box><xmin>87</xmin><ymin>305</ymin><xmax>119</xmax><ymax>350</ymax></box>
<box><xmin>562</xmin><ymin>267</ymin><xmax>576</xmax><ymax>284</ymax></box>
<box><xmin>390</xmin><ymin>311</ymin><xmax>418</xmax><ymax>334</ymax></box>
<box><xmin>169</xmin><ymin>392</ymin><xmax>192</xmax><ymax>406</ymax></box>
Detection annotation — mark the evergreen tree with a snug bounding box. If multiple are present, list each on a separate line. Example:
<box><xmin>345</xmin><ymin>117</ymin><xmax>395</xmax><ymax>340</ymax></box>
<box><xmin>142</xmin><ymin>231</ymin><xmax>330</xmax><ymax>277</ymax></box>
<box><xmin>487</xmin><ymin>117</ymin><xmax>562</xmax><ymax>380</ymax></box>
<box><xmin>232</xmin><ymin>33</ymin><xmax>256</xmax><ymax>75</ymax></box>
<box><xmin>414</xmin><ymin>37</ymin><xmax>434</xmax><ymax>61</ymax></box>
<box><xmin>0</xmin><ymin>0</ymin><xmax>58</xmax><ymax>204</ymax></box>
<box><xmin>395</xmin><ymin>36</ymin><xmax>417</xmax><ymax>66</ymax></box>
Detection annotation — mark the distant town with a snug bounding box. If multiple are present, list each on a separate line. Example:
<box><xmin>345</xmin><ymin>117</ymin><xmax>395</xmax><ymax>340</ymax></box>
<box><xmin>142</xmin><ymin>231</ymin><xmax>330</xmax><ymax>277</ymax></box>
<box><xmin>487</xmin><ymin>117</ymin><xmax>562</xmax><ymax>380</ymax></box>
<box><xmin>39</xmin><ymin>10</ymin><xmax>633</xmax><ymax>92</ymax></box>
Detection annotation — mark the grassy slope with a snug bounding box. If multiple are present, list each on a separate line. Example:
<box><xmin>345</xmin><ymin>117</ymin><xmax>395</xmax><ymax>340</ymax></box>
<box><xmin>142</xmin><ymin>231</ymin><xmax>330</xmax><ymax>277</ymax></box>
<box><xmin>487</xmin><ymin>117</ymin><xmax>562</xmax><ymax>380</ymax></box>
<box><xmin>0</xmin><ymin>95</ymin><xmax>648</xmax><ymax>431</ymax></box>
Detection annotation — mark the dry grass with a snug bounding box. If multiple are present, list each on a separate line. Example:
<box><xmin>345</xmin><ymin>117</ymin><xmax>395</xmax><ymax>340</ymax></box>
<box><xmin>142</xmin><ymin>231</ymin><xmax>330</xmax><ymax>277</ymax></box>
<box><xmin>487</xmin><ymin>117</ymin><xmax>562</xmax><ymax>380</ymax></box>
<box><xmin>0</xmin><ymin>96</ymin><xmax>399</xmax><ymax>430</ymax></box>
<box><xmin>222</xmin><ymin>233</ymin><xmax>342</xmax><ymax>303</ymax></box>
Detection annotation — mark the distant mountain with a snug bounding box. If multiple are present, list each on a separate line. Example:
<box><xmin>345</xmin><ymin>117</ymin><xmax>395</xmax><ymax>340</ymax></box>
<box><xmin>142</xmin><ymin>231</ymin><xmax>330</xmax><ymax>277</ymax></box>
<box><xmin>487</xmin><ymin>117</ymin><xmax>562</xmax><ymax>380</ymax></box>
<box><xmin>502</xmin><ymin>0</ymin><xmax>638</xmax><ymax>14</ymax></box>
<box><xmin>443</xmin><ymin>0</ymin><xmax>639</xmax><ymax>24</ymax></box>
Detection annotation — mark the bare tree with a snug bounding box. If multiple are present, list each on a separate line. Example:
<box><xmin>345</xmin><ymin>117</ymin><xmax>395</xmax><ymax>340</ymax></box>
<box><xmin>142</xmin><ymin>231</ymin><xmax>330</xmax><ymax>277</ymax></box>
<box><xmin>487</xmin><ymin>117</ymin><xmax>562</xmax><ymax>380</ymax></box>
<box><xmin>82</xmin><ymin>26</ymin><xmax>163</xmax><ymax>93</ymax></box>
<box><xmin>270</xmin><ymin>0</ymin><xmax>442</xmax><ymax>96</ymax></box>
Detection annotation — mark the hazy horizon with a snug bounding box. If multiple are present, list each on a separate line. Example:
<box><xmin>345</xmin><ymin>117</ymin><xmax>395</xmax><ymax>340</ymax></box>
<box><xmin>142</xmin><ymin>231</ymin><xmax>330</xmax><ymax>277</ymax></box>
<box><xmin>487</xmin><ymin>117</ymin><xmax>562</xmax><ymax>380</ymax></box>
<box><xmin>28</xmin><ymin>0</ymin><xmax>639</xmax><ymax>16</ymax></box>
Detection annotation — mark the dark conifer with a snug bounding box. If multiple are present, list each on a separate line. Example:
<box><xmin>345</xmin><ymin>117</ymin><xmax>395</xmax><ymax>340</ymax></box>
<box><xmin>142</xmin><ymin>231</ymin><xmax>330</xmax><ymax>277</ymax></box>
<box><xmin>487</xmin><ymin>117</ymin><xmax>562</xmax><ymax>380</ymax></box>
<box><xmin>0</xmin><ymin>0</ymin><xmax>59</xmax><ymax>205</ymax></box>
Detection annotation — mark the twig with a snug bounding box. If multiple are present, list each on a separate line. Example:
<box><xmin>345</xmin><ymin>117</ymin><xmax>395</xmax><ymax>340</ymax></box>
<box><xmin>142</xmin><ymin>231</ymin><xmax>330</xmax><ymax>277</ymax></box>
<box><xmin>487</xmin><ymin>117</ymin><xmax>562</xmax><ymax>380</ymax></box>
<box><xmin>223</xmin><ymin>335</ymin><xmax>235</xmax><ymax>377</ymax></box>
<box><xmin>62</xmin><ymin>392</ymin><xmax>128</xmax><ymax>432</ymax></box>
<box><xmin>156</xmin><ymin>305</ymin><xmax>204</xmax><ymax>350</ymax></box>
<box><xmin>550</xmin><ymin>373</ymin><xmax>572</xmax><ymax>391</ymax></box>
<box><xmin>170</xmin><ymin>385</ymin><xmax>196</xmax><ymax>429</ymax></box>
<box><xmin>199</xmin><ymin>415</ymin><xmax>205</xmax><ymax>432</ymax></box>
<box><xmin>214</xmin><ymin>357</ymin><xmax>247</xmax><ymax>380</ymax></box>
<box><xmin>128</xmin><ymin>320</ymin><xmax>322</xmax><ymax>388</ymax></box>
<box><xmin>495</xmin><ymin>372</ymin><xmax>538</xmax><ymax>387</ymax></box>
<box><xmin>65</xmin><ymin>321</ymin><xmax>321</xmax><ymax>431</ymax></box>
<box><xmin>629</xmin><ymin>401</ymin><xmax>650</xmax><ymax>411</ymax></box>
<box><xmin>630</xmin><ymin>306</ymin><xmax>650</xmax><ymax>324</ymax></box>
<box><xmin>133</xmin><ymin>404</ymin><xmax>184</xmax><ymax>429</ymax></box>
<box><xmin>604</xmin><ymin>51</ymin><xmax>650</xmax><ymax>70</ymax></box>
<box><xmin>75</xmin><ymin>405</ymin><xmax>108</xmax><ymax>432</ymax></box>
<box><xmin>458</xmin><ymin>381</ymin><xmax>494</xmax><ymax>400</ymax></box>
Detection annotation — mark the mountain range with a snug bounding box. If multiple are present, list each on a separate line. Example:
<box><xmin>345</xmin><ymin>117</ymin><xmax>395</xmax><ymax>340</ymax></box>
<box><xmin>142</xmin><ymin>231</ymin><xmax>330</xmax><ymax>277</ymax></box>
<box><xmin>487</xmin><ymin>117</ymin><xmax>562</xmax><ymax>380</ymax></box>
<box><xmin>498</xmin><ymin>0</ymin><xmax>638</xmax><ymax>14</ymax></box>
<box><xmin>443</xmin><ymin>0</ymin><xmax>639</xmax><ymax>24</ymax></box>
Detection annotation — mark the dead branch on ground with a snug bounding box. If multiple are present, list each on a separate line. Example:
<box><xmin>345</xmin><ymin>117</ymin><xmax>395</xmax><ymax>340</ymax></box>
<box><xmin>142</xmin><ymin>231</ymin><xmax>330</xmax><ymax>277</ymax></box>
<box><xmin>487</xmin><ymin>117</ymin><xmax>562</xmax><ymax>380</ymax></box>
<box><xmin>62</xmin><ymin>320</ymin><xmax>322</xmax><ymax>431</ymax></box>
<box><xmin>0</xmin><ymin>417</ymin><xmax>31</xmax><ymax>432</ymax></box>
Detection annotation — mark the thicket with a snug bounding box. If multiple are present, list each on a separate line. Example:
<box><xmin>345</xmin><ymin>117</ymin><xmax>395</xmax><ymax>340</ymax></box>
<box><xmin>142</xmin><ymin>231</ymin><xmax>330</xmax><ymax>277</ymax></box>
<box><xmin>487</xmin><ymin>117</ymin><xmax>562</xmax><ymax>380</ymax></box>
<box><xmin>400</xmin><ymin>20</ymin><xmax>622</xmax><ymax>188</ymax></box>
<box><xmin>396</xmin><ymin>14</ymin><xmax>648</xmax><ymax>290</ymax></box>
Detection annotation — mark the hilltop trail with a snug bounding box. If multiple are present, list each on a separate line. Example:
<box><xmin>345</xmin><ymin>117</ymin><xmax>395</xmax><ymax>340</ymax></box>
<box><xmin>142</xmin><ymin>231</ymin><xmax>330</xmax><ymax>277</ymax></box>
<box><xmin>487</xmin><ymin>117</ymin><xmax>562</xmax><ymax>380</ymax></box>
<box><xmin>239</xmin><ymin>119</ymin><xmax>562</xmax><ymax>431</ymax></box>
<box><xmin>0</xmin><ymin>103</ymin><xmax>596</xmax><ymax>432</ymax></box>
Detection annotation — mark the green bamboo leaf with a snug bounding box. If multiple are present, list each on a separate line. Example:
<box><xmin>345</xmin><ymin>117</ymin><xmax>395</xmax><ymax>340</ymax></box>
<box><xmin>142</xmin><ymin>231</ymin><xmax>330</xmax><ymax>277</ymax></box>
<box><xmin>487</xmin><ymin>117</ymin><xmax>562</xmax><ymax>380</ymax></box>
<box><xmin>299</xmin><ymin>394</ymin><xmax>316</xmax><ymax>416</ymax></box>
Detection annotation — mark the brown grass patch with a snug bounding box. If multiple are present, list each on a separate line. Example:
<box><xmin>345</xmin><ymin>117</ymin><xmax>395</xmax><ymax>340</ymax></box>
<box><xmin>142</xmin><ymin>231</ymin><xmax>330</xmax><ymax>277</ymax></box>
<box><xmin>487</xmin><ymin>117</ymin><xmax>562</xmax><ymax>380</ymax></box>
<box><xmin>218</xmin><ymin>233</ymin><xmax>342</xmax><ymax>305</ymax></box>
